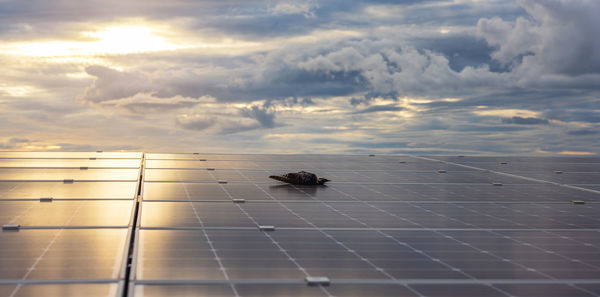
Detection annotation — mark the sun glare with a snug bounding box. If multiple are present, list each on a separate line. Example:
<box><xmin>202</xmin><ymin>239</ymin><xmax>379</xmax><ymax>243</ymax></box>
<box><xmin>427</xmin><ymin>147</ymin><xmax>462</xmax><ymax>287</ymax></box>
<box><xmin>1</xmin><ymin>24</ymin><xmax>184</xmax><ymax>57</ymax></box>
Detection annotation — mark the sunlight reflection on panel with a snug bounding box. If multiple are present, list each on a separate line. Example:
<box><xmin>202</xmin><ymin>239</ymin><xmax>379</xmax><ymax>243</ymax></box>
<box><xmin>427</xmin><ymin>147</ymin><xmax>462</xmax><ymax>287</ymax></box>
<box><xmin>0</xmin><ymin>152</ymin><xmax>142</xmax><ymax>158</ymax></box>
<box><xmin>0</xmin><ymin>284</ymin><xmax>120</xmax><ymax>297</ymax></box>
<box><xmin>0</xmin><ymin>181</ymin><xmax>137</xmax><ymax>199</ymax></box>
<box><xmin>0</xmin><ymin>169</ymin><xmax>139</xmax><ymax>181</ymax></box>
<box><xmin>1</xmin><ymin>201</ymin><xmax>134</xmax><ymax>226</ymax></box>
<box><xmin>0</xmin><ymin>159</ymin><xmax>141</xmax><ymax>168</ymax></box>
<box><xmin>0</xmin><ymin>229</ymin><xmax>127</xmax><ymax>279</ymax></box>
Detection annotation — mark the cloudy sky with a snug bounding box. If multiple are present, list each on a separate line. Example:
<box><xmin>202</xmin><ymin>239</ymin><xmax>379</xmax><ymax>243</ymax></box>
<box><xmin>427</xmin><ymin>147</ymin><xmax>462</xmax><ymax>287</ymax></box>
<box><xmin>0</xmin><ymin>0</ymin><xmax>598</xmax><ymax>155</ymax></box>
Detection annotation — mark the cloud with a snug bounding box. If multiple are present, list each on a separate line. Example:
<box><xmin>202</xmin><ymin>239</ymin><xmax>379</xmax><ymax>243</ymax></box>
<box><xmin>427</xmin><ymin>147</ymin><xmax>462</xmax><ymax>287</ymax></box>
<box><xmin>269</xmin><ymin>0</ymin><xmax>319</xmax><ymax>18</ymax></box>
<box><xmin>477</xmin><ymin>0</ymin><xmax>600</xmax><ymax>88</ymax></box>
<box><xmin>81</xmin><ymin>65</ymin><xmax>152</xmax><ymax>103</ymax></box>
<box><xmin>240</xmin><ymin>105</ymin><xmax>277</xmax><ymax>128</ymax></box>
<box><xmin>98</xmin><ymin>93</ymin><xmax>213</xmax><ymax>114</ymax></box>
<box><xmin>173</xmin><ymin>101</ymin><xmax>282</xmax><ymax>135</ymax></box>
<box><xmin>0</xmin><ymin>137</ymin><xmax>31</xmax><ymax>149</ymax></box>
<box><xmin>175</xmin><ymin>115</ymin><xmax>216</xmax><ymax>131</ymax></box>
<box><xmin>567</xmin><ymin>129</ymin><xmax>599</xmax><ymax>136</ymax></box>
<box><xmin>352</xmin><ymin>104</ymin><xmax>403</xmax><ymax>114</ymax></box>
<box><xmin>501</xmin><ymin>116</ymin><xmax>549</xmax><ymax>125</ymax></box>
<box><xmin>1</xmin><ymin>0</ymin><xmax>599</xmax><ymax>155</ymax></box>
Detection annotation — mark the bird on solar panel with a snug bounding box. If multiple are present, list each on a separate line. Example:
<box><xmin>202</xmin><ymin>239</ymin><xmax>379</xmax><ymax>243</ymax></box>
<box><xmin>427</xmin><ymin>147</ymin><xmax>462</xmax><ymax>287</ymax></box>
<box><xmin>269</xmin><ymin>171</ymin><xmax>330</xmax><ymax>185</ymax></box>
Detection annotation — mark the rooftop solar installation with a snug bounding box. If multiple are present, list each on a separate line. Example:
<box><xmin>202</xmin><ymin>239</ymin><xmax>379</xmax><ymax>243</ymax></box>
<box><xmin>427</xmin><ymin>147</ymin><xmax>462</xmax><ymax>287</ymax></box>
<box><xmin>0</xmin><ymin>152</ymin><xmax>599</xmax><ymax>297</ymax></box>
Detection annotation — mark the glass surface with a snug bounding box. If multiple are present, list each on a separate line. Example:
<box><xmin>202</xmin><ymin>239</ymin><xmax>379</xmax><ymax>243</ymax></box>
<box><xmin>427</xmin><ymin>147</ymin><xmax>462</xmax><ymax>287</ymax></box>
<box><xmin>0</xmin><ymin>181</ymin><xmax>137</xmax><ymax>199</ymax></box>
<box><xmin>428</xmin><ymin>156</ymin><xmax>600</xmax><ymax>164</ymax></box>
<box><xmin>146</xmin><ymin>153</ymin><xmax>414</xmax><ymax>162</ymax></box>
<box><xmin>1</xmin><ymin>153</ymin><xmax>597</xmax><ymax>296</ymax></box>
<box><xmin>0</xmin><ymin>159</ymin><xmax>141</xmax><ymax>168</ymax></box>
<box><xmin>0</xmin><ymin>201</ymin><xmax>134</xmax><ymax>226</ymax></box>
<box><xmin>136</xmin><ymin>230</ymin><xmax>392</xmax><ymax>281</ymax></box>
<box><xmin>140</xmin><ymin>202</ymin><xmax>256</xmax><ymax>227</ymax></box>
<box><xmin>0</xmin><ymin>168</ymin><xmax>139</xmax><ymax>181</ymax></box>
<box><xmin>581</xmin><ymin>185</ymin><xmax>600</xmax><ymax>191</ymax></box>
<box><xmin>495</xmin><ymin>284</ymin><xmax>598</xmax><ymax>297</ymax></box>
<box><xmin>457</xmin><ymin>161</ymin><xmax>600</xmax><ymax>173</ymax></box>
<box><xmin>0</xmin><ymin>284</ymin><xmax>119</xmax><ymax>297</ymax></box>
<box><xmin>133</xmin><ymin>284</ymin><xmax>333</xmax><ymax>297</ymax></box>
<box><xmin>134</xmin><ymin>229</ymin><xmax>600</xmax><ymax>284</ymax></box>
<box><xmin>145</xmin><ymin>158</ymin><xmax>449</xmax><ymax>170</ymax></box>
<box><xmin>133</xmin><ymin>284</ymin><xmax>423</xmax><ymax>297</ymax></box>
<box><xmin>508</xmin><ymin>172</ymin><xmax>600</xmax><ymax>184</ymax></box>
<box><xmin>144</xmin><ymin>169</ymin><xmax>271</xmax><ymax>182</ymax></box>
<box><xmin>143</xmin><ymin>169</ymin><xmax>530</xmax><ymax>183</ymax></box>
<box><xmin>143</xmin><ymin>182</ymin><xmax>230</xmax><ymax>201</ymax></box>
<box><xmin>0</xmin><ymin>229</ymin><xmax>127</xmax><ymax>280</ymax></box>
<box><xmin>140</xmin><ymin>201</ymin><xmax>600</xmax><ymax>229</ymax></box>
<box><xmin>143</xmin><ymin>182</ymin><xmax>599</xmax><ymax>202</ymax></box>
<box><xmin>0</xmin><ymin>152</ymin><xmax>142</xmax><ymax>159</ymax></box>
<box><xmin>410</xmin><ymin>285</ymin><xmax>507</xmax><ymax>297</ymax></box>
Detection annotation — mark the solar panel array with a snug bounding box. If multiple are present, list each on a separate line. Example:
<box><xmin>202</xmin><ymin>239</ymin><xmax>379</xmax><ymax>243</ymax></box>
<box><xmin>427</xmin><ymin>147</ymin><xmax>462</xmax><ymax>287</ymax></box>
<box><xmin>0</xmin><ymin>152</ymin><xmax>141</xmax><ymax>297</ymax></box>
<box><xmin>1</xmin><ymin>152</ymin><xmax>599</xmax><ymax>297</ymax></box>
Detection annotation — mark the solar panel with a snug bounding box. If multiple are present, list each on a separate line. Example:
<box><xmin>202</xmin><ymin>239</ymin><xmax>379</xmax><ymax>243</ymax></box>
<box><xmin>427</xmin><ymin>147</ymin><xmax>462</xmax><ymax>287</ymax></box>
<box><xmin>0</xmin><ymin>168</ymin><xmax>140</xmax><ymax>181</ymax></box>
<box><xmin>0</xmin><ymin>152</ymin><xmax>140</xmax><ymax>297</ymax></box>
<box><xmin>1</xmin><ymin>152</ymin><xmax>599</xmax><ymax>297</ymax></box>
<box><xmin>0</xmin><ymin>158</ymin><xmax>141</xmax><ymax>168</ymax></box>
<box><xmin>0</xmin><ymin>181</ymin><xmax>138</xmax><ymax>200</ymax></box>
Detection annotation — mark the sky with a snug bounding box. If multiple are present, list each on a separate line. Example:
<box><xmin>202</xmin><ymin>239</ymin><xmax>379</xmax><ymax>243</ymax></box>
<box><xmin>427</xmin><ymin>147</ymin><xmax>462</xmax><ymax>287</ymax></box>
<box><xmin>0</xmin><ymin>0</ymin><xmax>598</xmax><ymax>155</ymax></box>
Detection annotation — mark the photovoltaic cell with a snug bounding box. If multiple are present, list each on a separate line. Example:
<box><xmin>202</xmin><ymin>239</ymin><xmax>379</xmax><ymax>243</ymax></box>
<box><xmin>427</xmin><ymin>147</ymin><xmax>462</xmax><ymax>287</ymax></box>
<box><xmin>0</xmin><ymin>158</ymin><xmax>141</xmax><ymax>168</ymax></box>
<box><xmin>0</xmin><ymin>168</ymin><xmax>139</xmax><ymax>181</ymax></box>
<box><xmin>133</xmin><ymin>284</ymin><xmax>421</xmax><ymax>297</ymax></box>
<box><xmin>0</xmin><ymin>181</ymin><xmax>137</xmax><ymax>199</ymax></box>
<box><xmin>142</xmin><ymin>182</ymin><xmax>600</xmax><ymax>202</ymax></box>
<box><xmin>140</xmin><ymin>201</ymin><xmax>600</xmax><ymax>229</ymax></box>
<box><xmin>0</xmin><ymin>284</ymin><xmax>120</xmax><ymax>297</ymax></box>
<box><xmin>0</xmin><ymin>201</ymin><xmax>134</xmax><ymax>227</ymax></box>
<box><xmin>0</xmin><ymin>229</ymin><xmax>128</xmax><ymax>280</ymax></box>
<box><xmin>1</xmin><ymin>152</ymin><xmax>598</xmax><ymax>297</ymax></box>
<box><xmin>0</xmin><ymin>152</ymin><xmax>142</xmax><ymax>159</ymax></box>
<box><xmin>453</xmin><ymin>161</ymin><xmax>600</xmax><ymax>173</ymax></box>
<box><xmin>0</xmin><ymin>152</ymin><xmax>141</xmax><ymax>297</ymax></box>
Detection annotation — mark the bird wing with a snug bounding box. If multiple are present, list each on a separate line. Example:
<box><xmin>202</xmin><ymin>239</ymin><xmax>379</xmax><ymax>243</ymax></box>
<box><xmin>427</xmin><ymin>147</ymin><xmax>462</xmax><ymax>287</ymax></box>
<box><xmin>269</xmin><ymin>175</ymin><xmax>294</xmax><ymax>183</ymax></box>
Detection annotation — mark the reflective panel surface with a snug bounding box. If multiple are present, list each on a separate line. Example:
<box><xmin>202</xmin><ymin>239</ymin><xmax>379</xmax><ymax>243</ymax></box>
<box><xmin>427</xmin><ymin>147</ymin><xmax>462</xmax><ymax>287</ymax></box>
<box><xmin>0</xmin><ymin>152</ymin><xmax>142</xmax><ymax>159</ymax></box>
<box><xmin>0</xmin><ymin>229</ymin><xmax>128</xmax><ymax>279</ymax></box>
<box><xmin>0</xmin><ymin>181</ymin><xmax>137</xmax><ymax>199</ymax></box>
<box><xmin>132</xmin><ymin>284</ymin><xmax>420</xmax><ymax>297</ymax></box>
<box><xmin>142</xmin><ymin>182</ymin><xmax>600</xmax><ymax>202</ymax></box>
<box><xmin>0</xmin><ymin>284</ymin><xmax>120</xmax><ymax>297</ymax></box>
<box><xmin>144</xmin><ymin>169</ymin><xmax>524</xmax><ymax>183</ymax></box>
<box><xmin>136</xmin><ymin>229</ymin><xmax>600</xmax><ymax>281</ymax></box>
<box><xmin>0</xmin><ymin>159</ymin><xmax>141</xmax><ymax>168</ymax></box>
<box><xmin>0</xmin><ymin>201</ymin><xmax>134</xmax><ymax>226</ymax></box>
<box><xmin>0</xmin><ymin>168</ymin><xmax>140</xmax><ymax>181</ymax></box>
<box><xmin>140</xmin><ymin>201</ymin><xmax>600</xmax><ymax>229</ymax></box>
<box><xmin>1</xmin><ymin>152</ymin><xmax>598</xmax><ymax>297</ymax></box>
